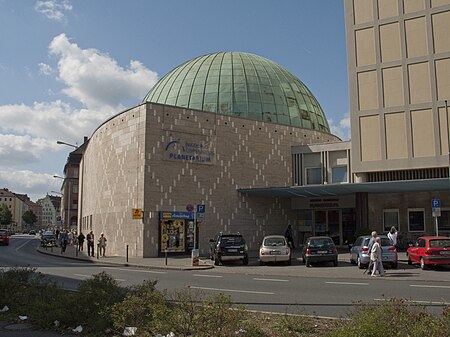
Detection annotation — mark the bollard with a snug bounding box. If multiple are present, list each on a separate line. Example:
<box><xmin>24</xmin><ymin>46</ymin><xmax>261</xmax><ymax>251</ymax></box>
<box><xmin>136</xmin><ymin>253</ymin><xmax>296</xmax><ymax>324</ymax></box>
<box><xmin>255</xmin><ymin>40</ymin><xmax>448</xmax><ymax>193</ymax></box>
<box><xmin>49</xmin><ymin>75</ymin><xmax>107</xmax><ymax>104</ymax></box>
<box><xmin>97</xmin><ymin>243</ymin><xmax>99</xmax><ymax>259</ymax></box>
<box><xmin>76</xmin><ymin>243</ymin><xmax>78</xmax><ymax>257</ymax></box>
<box><xmin>126</xmin><ymin>244</ymin><xmax>129</xmax><ymax>263</ymax></box>
<box><xmin>165</xmin><ymin>248</ymin><xmax>168</xmax><ymax>266</ymax></box>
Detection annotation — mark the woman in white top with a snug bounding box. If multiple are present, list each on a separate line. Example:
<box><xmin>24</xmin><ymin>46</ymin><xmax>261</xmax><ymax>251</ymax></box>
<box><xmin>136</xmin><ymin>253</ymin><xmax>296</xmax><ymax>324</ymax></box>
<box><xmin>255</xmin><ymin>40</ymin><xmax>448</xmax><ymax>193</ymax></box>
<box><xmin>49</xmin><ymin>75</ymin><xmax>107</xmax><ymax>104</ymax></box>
<box><xmin>387</xmin><ymin>226</ymin><xmax>398</xmax><ymax>247</ymax></box>
<box><xmin>370</xmin><ymin>237</ymin><xmax>385</xmax><ymax>276</ymax></box>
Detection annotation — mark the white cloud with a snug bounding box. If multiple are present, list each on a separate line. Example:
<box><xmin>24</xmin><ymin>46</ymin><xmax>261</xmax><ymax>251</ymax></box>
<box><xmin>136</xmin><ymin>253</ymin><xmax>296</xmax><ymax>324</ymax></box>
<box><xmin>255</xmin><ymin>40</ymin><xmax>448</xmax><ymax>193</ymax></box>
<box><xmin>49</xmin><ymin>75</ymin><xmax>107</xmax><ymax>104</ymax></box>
<box><xmin>38</xmin><ymin>62</ymin><xmax>53</xmax><ymax>76</ymax></box>
<box><xmin>329</xmin><ymin>113</ymin><xmax>351</xmax><ymax>141</ymax></box>
<box><xmin>34</xmin><ymin>0</ymin><xmax>72</xmax><ymax>22</ymax></box>
<box><xmin>49</xmin><ymin>33</ymin><xmax>159</xmax><ymax>109</ymax></box>
<box><xmin>0</xmin><ymin>169</ymin><xmax>61</xmax><ymax>202</ymax></box>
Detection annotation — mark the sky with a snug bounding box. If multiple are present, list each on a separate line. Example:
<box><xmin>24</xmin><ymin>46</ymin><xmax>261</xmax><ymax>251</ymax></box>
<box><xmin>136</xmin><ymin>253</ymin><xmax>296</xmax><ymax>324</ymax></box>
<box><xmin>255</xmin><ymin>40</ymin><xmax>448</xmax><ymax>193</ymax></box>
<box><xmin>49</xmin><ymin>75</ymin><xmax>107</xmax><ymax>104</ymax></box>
<box><xmin>0</xmin><ymin>0</ymin><xmax>350</xmax><ymax>202</ymax></box>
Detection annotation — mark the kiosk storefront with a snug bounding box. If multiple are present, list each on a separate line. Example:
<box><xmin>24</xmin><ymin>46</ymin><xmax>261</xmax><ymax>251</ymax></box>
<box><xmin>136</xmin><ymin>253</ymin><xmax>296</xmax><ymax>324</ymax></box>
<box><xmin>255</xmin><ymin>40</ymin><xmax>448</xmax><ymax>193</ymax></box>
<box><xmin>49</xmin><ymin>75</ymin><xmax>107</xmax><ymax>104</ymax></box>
<box><xmin>159</xmin><ymin>211</ymin><xmax>195</xmax><ymax>255</ymax></box>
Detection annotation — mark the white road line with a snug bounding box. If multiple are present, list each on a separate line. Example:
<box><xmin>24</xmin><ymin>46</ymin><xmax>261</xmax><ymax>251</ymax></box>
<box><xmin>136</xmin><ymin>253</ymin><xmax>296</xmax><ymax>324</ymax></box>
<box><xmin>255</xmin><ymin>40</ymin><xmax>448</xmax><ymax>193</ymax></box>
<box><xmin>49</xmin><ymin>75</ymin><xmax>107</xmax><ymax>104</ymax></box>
<box><xmin>188</xmin><ymin>286</ymin><xmax>274</xmax><ymax>295</ymax></box>
<box><xmin>374</xmin><ymin>298</ymin><xmax>450</xmax><ymax>305</ymax></box>
<box><xmin>101</xmin><ymin>266</ymin><xmax>166</xmax><ymax>274</ymax></box>
<box><xmin>15</xmin><ymin>240</ymin><xmax>31</xmax><ymax>251</ymax></box>
<box><xmin>410</xmin><ymin>284</ymin><xmax>450</xmax><ymax>289</ymax></box>
<box><xmin>253</xmin><ymin>278</ymin><xmax>289</xmax><ymax>282</ymax></box>
<box><xmin>114</xmin><ymin>279</ymin><xmax>126</xmax><ymax>282</ymax></box>
<box><xmin>326</xmin><ymin>282</ymin><xmax>369</xmax><ymax>286</ymax></box>
<box><xmin>74</xmin><ymin>274</ymin><xmax>91</xmax><ymax>278</ymax></box>
<box><xmin>193</xmin><ymin>274</ymin><xmax>223</xmax><ymax>278</ymax></box>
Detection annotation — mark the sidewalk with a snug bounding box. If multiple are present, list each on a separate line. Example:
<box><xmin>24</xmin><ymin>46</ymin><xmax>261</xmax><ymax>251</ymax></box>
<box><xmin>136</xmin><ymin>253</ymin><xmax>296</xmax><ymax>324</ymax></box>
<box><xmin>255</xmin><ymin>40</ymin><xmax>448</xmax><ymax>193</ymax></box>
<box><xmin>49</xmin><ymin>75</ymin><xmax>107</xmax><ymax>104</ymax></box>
<box><xmin>37</xmin><ymin>244</ymin><xmax>214</xmax><ymax>270</ymax></box>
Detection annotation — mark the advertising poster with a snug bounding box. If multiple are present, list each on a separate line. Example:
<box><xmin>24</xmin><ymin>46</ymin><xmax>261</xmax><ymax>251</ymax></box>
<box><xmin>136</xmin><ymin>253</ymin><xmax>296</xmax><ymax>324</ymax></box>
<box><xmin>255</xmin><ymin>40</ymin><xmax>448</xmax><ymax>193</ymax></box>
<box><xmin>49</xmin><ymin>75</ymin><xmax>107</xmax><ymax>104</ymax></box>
<box><xmin>160</xmin><ymin>219</ymin><xmax>185</xmax><ymax>252</ymax></box>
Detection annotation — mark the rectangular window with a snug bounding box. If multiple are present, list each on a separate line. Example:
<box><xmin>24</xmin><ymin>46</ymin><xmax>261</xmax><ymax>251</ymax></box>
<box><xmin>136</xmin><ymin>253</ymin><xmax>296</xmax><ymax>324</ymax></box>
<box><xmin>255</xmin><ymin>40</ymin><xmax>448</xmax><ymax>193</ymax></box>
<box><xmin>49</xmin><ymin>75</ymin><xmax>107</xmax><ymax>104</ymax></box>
<box><xmin>408</xmin><ymin>208</ymin><xmax>425</xmax><ymax>232</ymax></box>
<box><xmin>332</xmin><ymin>166</ymin><xmax>348</xmax><ymax>183</ymax></box>
<box><xmin>383</xmin><ymin>209</ymin><xmax>399</xmax><ymax>232</ymax></box>
<box><xmin>305</xmin><ymin>167</ymin><xmax>322</xmax><ymax>185</ymax></box>
<box><xmin>438</xmin><ymin>209</ymin><xmax>450</xmax><ymax>232</ymax></box>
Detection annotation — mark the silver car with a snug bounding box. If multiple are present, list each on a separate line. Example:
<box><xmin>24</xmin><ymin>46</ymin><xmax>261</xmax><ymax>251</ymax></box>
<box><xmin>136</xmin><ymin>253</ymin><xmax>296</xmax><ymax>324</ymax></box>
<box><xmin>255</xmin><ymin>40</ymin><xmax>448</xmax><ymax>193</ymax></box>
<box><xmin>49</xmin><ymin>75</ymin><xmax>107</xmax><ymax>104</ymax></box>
<box><xmin>350</xmin><ymin>235</ymin><xmax>398</xmax><ymax>269</ymax></box>
<box><xmin>259</xmin><ymin>235</ymin><xmax>291</xmax><ymax>265</ymax></box>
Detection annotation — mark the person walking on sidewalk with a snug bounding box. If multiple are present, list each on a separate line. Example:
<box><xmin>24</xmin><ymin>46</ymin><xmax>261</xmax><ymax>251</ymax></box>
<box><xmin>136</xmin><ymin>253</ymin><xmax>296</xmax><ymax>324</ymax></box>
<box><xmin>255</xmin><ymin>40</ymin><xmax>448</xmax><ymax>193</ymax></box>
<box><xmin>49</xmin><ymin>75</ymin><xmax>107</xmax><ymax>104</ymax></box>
<box><xmin>370</xmin><ymin>237</ymin><xmax>385</xmax><ymax>277</ymax></box>
<box><xmin>98</xmin><ymin>233</ymin><xmax>107</xmax><ymax>257</ymax></box>
<box><xmin>87</xmin><ymin>231</ymin><xmax>95</xmax><ymax>257</ymax></box>
<box><xmin>78</xmin><ymin>231</ymin><xmax>85</xmax><ymax>251</ymax></box>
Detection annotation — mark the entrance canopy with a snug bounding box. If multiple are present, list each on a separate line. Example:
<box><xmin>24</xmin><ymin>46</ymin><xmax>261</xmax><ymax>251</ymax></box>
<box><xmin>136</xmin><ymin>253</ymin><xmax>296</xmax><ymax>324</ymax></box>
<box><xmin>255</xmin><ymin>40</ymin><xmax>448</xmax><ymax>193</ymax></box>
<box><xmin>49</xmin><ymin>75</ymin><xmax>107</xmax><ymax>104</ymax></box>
<box><xmin>238</xmin><ymin>178</ymin><xmax>450</xmax><ymax>198</ymax></box>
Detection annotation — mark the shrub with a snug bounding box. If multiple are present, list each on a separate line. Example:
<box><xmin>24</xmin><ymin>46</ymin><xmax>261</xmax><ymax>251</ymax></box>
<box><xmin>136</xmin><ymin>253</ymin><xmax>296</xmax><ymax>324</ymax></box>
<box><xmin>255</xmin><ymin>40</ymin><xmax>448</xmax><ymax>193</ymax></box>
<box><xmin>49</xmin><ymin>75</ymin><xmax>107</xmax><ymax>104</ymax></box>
<box><xmin>326</xmin><ymin>298</ymin><xmax>446</xmax><ymax>337</ymax></box>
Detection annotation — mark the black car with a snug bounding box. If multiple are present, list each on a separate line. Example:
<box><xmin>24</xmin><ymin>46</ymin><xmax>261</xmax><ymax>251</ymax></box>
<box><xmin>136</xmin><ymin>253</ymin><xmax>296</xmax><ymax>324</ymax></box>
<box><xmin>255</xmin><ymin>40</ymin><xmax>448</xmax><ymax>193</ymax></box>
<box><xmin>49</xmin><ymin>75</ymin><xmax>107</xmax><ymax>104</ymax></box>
<box><xmin>40</xmin><ymin>230</ymin><xmax>56</xmax><ymax>247</ymax></box>
<box><xmin>302</xmin><ymin>236</ymin><xmax>338</xmax><ymax>267</ymax></box>
<box><xmin>209</xmin><ymin>233</ymin><xmax>249</xmax><ymax>265</ymax></box>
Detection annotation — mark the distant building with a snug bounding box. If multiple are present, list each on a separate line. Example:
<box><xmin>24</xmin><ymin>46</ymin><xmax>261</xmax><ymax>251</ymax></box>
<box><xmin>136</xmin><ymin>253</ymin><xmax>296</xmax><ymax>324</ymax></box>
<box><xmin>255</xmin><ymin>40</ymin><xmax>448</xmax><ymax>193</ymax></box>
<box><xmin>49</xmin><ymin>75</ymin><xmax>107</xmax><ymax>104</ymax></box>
<box><xmin>37</xmin><ymin>194</ymin><xmax>61</xmax><ymax>229</ymax></box>
<box><xmin>0</xmin><ymin>188</ymin><xmax>41</xmax><ymax>232</ymax></box>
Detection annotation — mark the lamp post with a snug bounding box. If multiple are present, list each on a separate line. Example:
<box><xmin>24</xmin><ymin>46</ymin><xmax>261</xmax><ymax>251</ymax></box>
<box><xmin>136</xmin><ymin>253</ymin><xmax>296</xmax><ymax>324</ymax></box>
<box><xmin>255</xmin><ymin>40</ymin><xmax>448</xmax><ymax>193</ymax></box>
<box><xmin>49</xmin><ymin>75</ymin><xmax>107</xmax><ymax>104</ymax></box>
<box><xmin>56</xmin><ymin>140</ymin><xmax>79</xmax><ymax>149</ymax></box>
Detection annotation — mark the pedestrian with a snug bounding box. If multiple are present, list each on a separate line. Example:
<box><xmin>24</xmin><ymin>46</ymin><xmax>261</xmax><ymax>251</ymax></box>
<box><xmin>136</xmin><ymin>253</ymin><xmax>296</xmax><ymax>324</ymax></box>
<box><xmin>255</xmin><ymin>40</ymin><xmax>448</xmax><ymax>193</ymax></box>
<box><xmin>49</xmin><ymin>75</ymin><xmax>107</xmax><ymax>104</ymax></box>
<box><xmin>370</xmin><ymin>237</ymin><xmax>385</xmax><ymax>277</ymax></box>
<box><xmin>387</xmin><ymin>226</ymin><xmax>398</xmax><ymax>248</ymax></box>
<box><xmin>78</xmin><ymin>231</ymin><xmax>85</xmax><ymax>251</ymax></box>
<box><xmin>364</xmin><ymin>231</ymin><xmax>377</xmax><ymax>274</ymax></box>
<box><xmin>60</xmin><ymin>230</ymin><xmax>68</xmax><ymax>254</ymax></box>
<box><xmin>284</xmin><ymin>224</ymin><xmax>295</xmax><ymax>249</ymax></box>
<box><xmin>67</xmin><ymin>230</ymin><xmax>73</xmax><ymax>246</ymax></box>
<box><xmin>87</xmin><ymin>231</ymin><xmax>95</xmax><ymax>257</ymax></box>
<box><xmin>98</xmin><ymin>233</ymin><xmax>107</xmax><ymax>257</ymax></box>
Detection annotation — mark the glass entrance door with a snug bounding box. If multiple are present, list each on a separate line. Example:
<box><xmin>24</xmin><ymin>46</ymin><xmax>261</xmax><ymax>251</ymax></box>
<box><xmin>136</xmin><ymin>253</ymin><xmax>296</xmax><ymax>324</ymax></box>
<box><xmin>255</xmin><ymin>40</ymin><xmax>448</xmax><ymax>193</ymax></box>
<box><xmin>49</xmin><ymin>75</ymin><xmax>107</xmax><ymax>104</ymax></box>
<box><xmin>313</xmin><ymin>210</ymin><xmax>342</xmax><ymax>245</ymax></box>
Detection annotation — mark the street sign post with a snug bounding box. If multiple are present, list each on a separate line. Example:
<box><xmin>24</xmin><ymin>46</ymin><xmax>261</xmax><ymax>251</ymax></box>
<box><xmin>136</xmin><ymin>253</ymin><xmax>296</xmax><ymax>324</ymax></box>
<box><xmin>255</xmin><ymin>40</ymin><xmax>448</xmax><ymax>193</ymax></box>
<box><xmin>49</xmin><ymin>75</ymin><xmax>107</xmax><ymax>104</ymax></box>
<box><xmin>431</xmin><ymin>199</ymin><xmax>441</xmax><ymax>236</ymax></box>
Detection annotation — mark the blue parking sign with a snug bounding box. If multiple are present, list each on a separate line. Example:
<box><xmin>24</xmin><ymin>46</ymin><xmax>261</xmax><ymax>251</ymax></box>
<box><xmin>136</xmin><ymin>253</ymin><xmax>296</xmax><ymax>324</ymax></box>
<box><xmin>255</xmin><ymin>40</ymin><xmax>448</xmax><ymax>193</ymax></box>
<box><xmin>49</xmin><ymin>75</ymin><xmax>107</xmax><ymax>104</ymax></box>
<box><xmin>197</xmin><ymin>204</ymin><xmax>205</xmax><ymax>213</ymax></box>
<box><xmin>432</xmin><ymin>199</ymin><xmax>440</xmax><ymax>208</ymax></box>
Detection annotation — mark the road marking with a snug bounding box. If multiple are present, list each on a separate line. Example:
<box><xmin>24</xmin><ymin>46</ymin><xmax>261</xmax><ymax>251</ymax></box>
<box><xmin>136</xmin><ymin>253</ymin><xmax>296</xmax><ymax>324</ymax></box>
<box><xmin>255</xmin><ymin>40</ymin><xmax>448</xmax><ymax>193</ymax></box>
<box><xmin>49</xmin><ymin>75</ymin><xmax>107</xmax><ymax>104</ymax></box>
<box><xmin>253</xmin><ymin>278</ymin><xmax>289</xmax><ymax>282</ymax></box>
<box><xmin>114</xmin><ymin>278</ymin><xmax>126</xmax><ymax>282</ymax></box>
<box><xmin>326</xmin><ymin>282</ymin><xmax>369</xmax><ymax>286</ymax></box>
<box><xmin>410</xmin><ymin>284</ymin><xmax>450</xmax><ymax>289</ymax></box>
<box><xmin>74</xmin><ymin>274</ymin><xmax>91</xmax><ymax>278</ymax></box>
<box><xmin>15</xmin><ymin>240</ymin><xmax>32</xmax><ymax>251</ymax></box>
<box><xmin>375</xmin><ymin>298</ymin><xmax>450</xmax><ymax>305</ymax></box>
<box><xmin>188</xmin><ymin>286</ymin><xmax>274</xmax><ymax>295</ymax></box>
<box><xmin>193</xmin><ymin>274</ymin><xmax>223</xmax><ymax>278</ymax></box>
<box><xmin>101</xmin><ymin>266</ymin><xmax>166</xmax><ymax>274</ymax></box>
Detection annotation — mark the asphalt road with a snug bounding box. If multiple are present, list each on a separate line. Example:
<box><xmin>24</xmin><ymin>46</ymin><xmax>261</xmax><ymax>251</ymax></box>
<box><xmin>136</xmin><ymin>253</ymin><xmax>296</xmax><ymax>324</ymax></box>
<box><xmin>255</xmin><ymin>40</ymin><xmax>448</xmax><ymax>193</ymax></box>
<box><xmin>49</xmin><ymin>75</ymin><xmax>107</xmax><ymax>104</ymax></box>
<box><xmin>1</xmin><ymin>235</ymin><xmax>449</xmax><ymax>319</ymax></box>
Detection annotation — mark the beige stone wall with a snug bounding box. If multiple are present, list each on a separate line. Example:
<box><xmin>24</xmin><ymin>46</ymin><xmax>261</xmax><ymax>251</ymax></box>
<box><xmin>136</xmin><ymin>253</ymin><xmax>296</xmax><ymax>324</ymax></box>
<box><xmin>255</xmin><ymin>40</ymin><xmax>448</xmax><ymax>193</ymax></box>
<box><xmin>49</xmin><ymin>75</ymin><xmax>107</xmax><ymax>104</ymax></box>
<box><xmin>81</xmin><ymin>103</ymin><xmax>339</xmax><ymax>257</ymax></box>
<box><xmin>345</xmin><ymin>0</ymin><xmax>450</xmax><ymax>173</ymax></box>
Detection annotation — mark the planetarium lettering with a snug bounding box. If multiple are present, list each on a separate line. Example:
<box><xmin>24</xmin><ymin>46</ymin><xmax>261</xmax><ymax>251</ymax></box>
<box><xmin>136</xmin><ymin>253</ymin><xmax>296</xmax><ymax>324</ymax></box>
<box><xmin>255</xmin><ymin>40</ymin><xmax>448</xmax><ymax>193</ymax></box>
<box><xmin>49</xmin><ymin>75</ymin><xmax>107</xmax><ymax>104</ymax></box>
<box><xmin>164</xmin><ymin>137</ymin><xmax>215</xmax><ymax>165</ymax></box>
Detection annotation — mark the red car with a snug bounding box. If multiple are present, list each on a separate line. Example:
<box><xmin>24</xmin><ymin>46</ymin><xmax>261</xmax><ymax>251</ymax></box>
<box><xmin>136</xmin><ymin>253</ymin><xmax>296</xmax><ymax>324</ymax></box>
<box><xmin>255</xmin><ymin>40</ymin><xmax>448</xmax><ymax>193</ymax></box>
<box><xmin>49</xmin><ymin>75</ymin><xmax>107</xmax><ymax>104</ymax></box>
<box><xmin>0</xmin><ymin>229</ymin><xmax>9</xmax><ymax>246</ymax></box>
<box><xmin>407</xmin><ymin>236</ymin><xmax>450</xmax><ymax>270</ymax></box>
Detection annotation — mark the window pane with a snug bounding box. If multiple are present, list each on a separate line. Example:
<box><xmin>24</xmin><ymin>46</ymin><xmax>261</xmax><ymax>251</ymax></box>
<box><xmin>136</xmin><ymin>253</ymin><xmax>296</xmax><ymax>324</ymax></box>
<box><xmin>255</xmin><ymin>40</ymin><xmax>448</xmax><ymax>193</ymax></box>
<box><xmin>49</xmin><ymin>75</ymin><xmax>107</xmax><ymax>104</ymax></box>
<box><xmin>306</xmin><ymin>168</ymin><xmax>322</xmax><ymax>185</ymax></box>
<box><xmin>332</xmin><ymin>166</ymin><xmax>348</xmax><ymax>183</ymax></box>
<box><xmin>438</xmin><ymin>210</ymin><xmax>450</xmax><ymax>231</ymax></box>
<box><xmin>383</xmin><ymin>210</ymin><xmax>399</xmax><ymax>232</ymax></box>
<box><xmin>408</xmin><ymin>210</ymin><xmax>425</xmax><ymax>232</ymax></box>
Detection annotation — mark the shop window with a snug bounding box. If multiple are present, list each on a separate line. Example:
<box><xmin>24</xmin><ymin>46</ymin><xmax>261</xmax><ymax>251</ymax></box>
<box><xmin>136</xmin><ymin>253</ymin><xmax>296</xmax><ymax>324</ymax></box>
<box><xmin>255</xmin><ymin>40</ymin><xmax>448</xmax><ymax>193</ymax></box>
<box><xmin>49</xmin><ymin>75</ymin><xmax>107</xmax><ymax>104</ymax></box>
<box><xmin>332</xmin><ymin>166</ymin><xmax>348</xmax><ymax>183</ymax></box>
<box><xmin>383</xmin><ymin>209</ymin><xmax>399</xmax><ymax>232</ymax></box>
<box><xmin>438</xmin><ymin>209</ymin><xmax>450</xmax><ymax>232</ymax></box>
<box><xmin>306</xmin><ymin>167</ymin><xmax>322</xmax><ymax>185</ymax></box>
<box><xmin>408</xmin><ymin>208</ymin><xmax>425</xmax><ymax>232</ymax></box>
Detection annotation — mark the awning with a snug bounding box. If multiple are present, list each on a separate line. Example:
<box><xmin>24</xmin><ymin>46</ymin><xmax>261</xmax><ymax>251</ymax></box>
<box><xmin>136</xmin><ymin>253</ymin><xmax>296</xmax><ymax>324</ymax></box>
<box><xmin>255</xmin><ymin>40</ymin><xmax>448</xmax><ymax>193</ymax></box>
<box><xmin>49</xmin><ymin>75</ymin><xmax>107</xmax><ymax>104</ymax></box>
<box><xmin>238</xmin><ymin>178</ymin><xmax>450</xmax><ymax>198</ymax></box>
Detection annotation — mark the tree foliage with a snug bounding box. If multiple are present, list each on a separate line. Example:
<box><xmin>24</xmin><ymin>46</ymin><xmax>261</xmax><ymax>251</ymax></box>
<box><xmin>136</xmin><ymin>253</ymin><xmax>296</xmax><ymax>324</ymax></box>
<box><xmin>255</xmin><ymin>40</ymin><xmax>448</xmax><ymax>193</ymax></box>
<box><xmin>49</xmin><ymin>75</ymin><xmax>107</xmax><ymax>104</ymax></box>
<box><xmin>22</xmin><ymin>210</ymin><xmax>37</xmax><ymax>226</ymax></box>
<box><xmin>0</xmin><ymin>203</ymin><xmax>13</xmax><ymax>226</ymax></box>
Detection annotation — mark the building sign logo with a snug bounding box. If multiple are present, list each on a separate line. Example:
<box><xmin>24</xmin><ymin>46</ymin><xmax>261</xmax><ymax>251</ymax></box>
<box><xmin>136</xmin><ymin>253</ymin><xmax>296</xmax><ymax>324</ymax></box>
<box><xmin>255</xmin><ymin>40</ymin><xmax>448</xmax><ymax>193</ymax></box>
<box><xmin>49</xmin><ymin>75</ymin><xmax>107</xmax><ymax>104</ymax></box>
<box><xmin>164</xmin><ymin>134</ymin><xmax>215</xmax><ymax>165</ymax></box>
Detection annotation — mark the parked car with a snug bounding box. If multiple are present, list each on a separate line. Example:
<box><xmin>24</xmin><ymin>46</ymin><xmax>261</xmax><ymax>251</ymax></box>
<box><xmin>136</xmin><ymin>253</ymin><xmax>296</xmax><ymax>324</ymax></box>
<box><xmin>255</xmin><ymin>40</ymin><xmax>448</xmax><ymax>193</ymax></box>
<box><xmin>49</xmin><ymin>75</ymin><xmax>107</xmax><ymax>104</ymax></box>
<box><xmin>407</xmin><ymin>236</ymin><xmax>450</xmax><ymax>270</ymax></box>
<box><xmin>29</xmin><ymin>230</ymin><xmax>36</xmax><ymax>235</ymax></box>
<box><xmin>209</xmin><ymin>233</ymin><xmax>249</xmax><ymax>265</ymax></box>
<box><xmin>0</xmin><ymin>229</ymin><xmax>9</xmax><ymax>246</ymax></box>
<box><xmin>302</xmin><ymin>236</ymin><xmax>338</xmax><ymax>267</ymax></box>
<box><xmin>350</xmin><ymin>235</ymin><xmax>398</xmax><ymax>269</ymax></box>
<box><xmin>259</xmin><ymin>235</ymin><xmax>291</xmax><ymax>265</ymax></box>
<box><xmin>40</xmin><ymin>230</ymin><xmax>56</xmax><ymax>247</ymax></box>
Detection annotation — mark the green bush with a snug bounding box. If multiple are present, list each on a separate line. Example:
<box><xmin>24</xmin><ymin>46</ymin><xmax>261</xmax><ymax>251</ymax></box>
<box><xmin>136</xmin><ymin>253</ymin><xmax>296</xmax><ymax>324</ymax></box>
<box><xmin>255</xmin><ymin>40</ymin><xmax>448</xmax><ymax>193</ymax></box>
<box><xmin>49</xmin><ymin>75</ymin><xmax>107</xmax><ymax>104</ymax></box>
<box><xmin>326</xmin><ymin>298</ymin><xmax>449</xmax><ymax>337</ymax></box>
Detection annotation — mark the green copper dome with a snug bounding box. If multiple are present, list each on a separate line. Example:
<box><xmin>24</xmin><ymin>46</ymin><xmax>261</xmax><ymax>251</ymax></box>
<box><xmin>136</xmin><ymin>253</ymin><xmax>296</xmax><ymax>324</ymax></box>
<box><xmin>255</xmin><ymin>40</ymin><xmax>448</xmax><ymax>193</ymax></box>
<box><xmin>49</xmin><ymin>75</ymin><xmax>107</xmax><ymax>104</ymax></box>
<box><xmin>143</xmin><ymin>52</ymin><xmax>330</xmax><ymax>133</ymax></box>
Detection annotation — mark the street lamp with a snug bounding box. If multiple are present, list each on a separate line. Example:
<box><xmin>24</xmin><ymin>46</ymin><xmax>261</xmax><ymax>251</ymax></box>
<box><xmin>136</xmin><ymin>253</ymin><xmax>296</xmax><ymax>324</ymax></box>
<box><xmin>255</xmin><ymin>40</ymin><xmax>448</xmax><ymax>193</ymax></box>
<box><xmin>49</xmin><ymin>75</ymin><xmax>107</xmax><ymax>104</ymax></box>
<box><xmin>56</xmin><ymin>140</ymin><xmax>79</xmax><ymax>149</ymax></box>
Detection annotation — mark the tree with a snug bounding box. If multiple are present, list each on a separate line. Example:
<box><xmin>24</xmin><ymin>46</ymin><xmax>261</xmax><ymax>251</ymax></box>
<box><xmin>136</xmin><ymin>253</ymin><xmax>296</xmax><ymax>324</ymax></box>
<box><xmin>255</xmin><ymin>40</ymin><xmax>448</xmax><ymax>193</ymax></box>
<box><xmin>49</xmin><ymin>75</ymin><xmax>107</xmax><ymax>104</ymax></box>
<box><xmin>0</xmin><ymin>204</ymin><xmax>13</xmax><ymax>226</ymax></box>
<box><xmin>22</xmin><ymin>210</ymin><xmax>37</xmax><ymax>227</ymax></box>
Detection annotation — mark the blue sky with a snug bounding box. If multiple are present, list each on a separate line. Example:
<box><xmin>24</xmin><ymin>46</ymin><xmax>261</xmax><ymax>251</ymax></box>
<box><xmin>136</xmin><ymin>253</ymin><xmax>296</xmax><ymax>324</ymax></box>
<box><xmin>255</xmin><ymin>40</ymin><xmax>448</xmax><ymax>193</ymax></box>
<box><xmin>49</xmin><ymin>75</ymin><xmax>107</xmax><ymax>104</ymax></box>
<box><xmin>0</xmin><ymin>0</ymin><xmax>350</xmax><ymax>201</ymax></box>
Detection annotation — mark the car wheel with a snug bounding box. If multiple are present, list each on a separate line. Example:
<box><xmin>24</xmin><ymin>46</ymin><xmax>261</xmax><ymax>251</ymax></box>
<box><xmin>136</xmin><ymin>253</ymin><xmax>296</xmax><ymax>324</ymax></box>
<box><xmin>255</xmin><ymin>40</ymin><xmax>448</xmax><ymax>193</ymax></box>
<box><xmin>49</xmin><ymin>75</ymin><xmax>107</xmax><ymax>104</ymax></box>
<box><xmin>391</xmin><ymin>262</ymin><xmax>398</xmax><ymax>269</ymax></box>
<box><xmin>243</xmin><ymin>255</ymin><xmax>249</xmax><ymax>265</ymax></box>
<box><xmin>214</xmin><ymin>255</ymin><xmax>220</xmax><ymax>266</ymax></box>
<box><xmin>286</xmin><ymin>258</ymin><xmax>291</xmax><ymax>266</ymax></box>
<box><xmin>305</xmin><ymin>258</ymin><xmax>311</xmax><ymax>267</ymax></box>
<box><xmin>357</xmin><ymin>256</ymin><xmax>364</xmax><ymax>269</ymax></box>
<box><xmin>333</xmin><ymin>259</ymin><xmax>338</xmax><ymax>267</ymax></box>
<box><xmin>420</xmin><ymin>258</ymin><xmax>427</xmax><ymax>270</ymax></box>
<box><xmin>259</xmin><ymin>260</ymin><xmax>264</xmax><ymax>266</ymax></box>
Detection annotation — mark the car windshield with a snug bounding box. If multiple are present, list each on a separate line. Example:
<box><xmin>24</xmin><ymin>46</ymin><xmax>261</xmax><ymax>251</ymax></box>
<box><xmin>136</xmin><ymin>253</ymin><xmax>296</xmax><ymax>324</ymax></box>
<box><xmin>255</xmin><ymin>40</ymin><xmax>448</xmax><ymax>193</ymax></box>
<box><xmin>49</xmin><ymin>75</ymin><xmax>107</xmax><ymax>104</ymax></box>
<box><xmin>0</xmin><ymin>230</ymin><xmax>6</xmax><ymax>235</ymax></box>
<box><xmin>264</xmin><ymin>238</ymin><xmax>286</xmax><ymax>246</ymax></box>
<box><xmin>221</xmin><ymin>236</ymin><xmax>244</xmax><ymax>246</ymax></box>
<box><xmin>309</xmin><ymin>239</ymin><xmax>334</xmax><ymax>247</ymax></box>
<box><xmin>380</xmin><ymin>238</ymin><xmax>393</xmax><ymax>246</ymax></box>
<box><xmin>429</xmin><ymin>239</ymin><xmax>450</xmax><ymax>248</ymax></box>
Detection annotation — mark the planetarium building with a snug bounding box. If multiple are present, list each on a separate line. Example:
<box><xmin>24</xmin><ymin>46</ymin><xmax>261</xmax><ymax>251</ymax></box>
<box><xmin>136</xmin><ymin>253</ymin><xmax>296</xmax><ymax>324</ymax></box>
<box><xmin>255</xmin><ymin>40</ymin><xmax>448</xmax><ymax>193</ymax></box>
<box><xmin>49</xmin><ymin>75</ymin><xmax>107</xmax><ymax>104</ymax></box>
<box><xmin>78</xmin><ymin>52</ymin><xmax>339</xmax><ymax>257</ymax></box>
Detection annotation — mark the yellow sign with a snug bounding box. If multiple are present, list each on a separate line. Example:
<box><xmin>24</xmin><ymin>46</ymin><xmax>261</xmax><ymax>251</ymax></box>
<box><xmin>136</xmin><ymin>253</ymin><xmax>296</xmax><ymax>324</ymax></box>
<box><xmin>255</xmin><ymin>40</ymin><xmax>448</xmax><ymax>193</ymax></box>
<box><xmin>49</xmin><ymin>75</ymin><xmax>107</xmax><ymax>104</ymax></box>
<box><xmin>132</xmin><ymin>208</ymin><xmax>143</xmax><ymax>219</ymax></box>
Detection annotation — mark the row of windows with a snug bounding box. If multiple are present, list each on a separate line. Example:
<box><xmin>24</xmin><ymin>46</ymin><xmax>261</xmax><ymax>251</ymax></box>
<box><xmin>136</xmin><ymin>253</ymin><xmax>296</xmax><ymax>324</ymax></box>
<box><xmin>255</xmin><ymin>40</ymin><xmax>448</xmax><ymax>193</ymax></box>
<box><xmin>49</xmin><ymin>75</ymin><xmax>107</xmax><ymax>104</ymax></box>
<box><xmin>305</xmin><ymin>166</ymin><xmax>349</xmax><ymax>185</ymax></box>
<box><xmin>383</xmin><ymin>208</ymin><xmax>450</xmax><ymax>232</ymax></box>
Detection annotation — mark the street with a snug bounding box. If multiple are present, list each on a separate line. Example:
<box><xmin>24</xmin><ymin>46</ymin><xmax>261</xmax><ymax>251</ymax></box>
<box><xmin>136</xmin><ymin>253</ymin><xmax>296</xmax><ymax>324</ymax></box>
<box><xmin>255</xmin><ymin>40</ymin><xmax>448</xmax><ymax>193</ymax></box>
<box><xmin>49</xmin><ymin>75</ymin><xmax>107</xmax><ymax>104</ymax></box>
<box><xmin>1</xmin><ymin>235</ymin><xmax>449</xmax><ymax>319</ymax></box>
